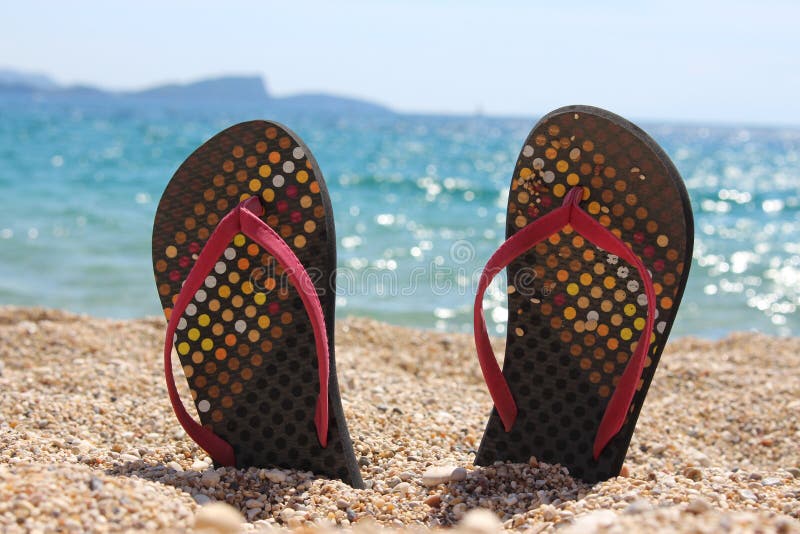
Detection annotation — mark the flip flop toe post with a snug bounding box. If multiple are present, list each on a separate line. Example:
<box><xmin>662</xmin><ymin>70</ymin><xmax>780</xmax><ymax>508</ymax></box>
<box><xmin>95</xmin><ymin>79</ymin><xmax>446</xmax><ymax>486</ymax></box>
<box><xmin>474</xmin><ymin>106</ymin><xmax>693</xmax><ymax>482</ymax></box>
<box><xmin>152</xmin><ymin>121</ymin><xmax>363</xmax><ymax>487</ymax></box>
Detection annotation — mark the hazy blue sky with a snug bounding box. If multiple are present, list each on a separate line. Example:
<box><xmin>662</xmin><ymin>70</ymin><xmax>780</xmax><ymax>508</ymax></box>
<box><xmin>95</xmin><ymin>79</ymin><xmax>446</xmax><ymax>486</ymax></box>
<box><xmin>2</xmin><ymin>0</ymin><xmax>798</xmax><ymax>124</ymax></box>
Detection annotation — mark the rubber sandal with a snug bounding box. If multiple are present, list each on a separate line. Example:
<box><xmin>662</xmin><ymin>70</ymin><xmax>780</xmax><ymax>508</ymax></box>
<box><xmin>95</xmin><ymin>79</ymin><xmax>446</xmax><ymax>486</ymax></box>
<box><xmin>473</xmin><ymin>106</ymin><xmax>693</xmax><ymax>482</ymax></box>
<box><xmin>152</xmin><ymin>121</ymin><xmax>364</xmax><ymax>487</ymax></box>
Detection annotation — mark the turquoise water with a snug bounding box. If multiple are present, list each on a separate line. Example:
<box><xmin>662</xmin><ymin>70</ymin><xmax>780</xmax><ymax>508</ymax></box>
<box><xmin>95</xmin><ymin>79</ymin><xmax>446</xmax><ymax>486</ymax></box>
<box><xmin>0</xmin><ymin>99</ymin><xmax>798</xmax><ymax>338</ymax></box>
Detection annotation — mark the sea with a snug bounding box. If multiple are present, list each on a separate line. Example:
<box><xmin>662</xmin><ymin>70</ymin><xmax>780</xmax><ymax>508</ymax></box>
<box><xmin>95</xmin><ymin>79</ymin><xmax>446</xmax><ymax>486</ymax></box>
<box><xmin>1</xmin><ymin>98</ymin><xmax>798</xmax><ymax>339</ymax></box>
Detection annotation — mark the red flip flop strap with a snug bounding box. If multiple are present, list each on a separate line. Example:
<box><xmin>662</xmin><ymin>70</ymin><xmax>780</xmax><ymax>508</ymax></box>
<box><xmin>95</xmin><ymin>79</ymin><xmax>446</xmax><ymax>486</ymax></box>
<box><xmin>164</xmin><ymin>197</ymin><xmax>331</xmax><ymax>467</ymax></box>
<box><xmin>474</xmin><ymin>196</ymin><xmax>573</xmax><ymax>431</ymax></box>
<box><xmin>237</xmin><ymin>199</ymin><xmax>330</xmax><ymax>448</ymax></box>
<box><xmin>473</xmin><ymin>187</ymin><xmax>657</xmax><ymax>459</ymax></box>
<box><xmin>569</xmin><ymin>201</ymin><xmax>656</xmax><ymax>459</ymax></box>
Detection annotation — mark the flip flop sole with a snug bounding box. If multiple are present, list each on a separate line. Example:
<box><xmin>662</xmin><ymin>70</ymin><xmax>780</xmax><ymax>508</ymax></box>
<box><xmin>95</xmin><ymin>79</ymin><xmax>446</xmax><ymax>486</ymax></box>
<box><xmin>475</xmin><ymin>106</ymin><xmax>693</xmax><ymax>482</ymax></box>
<box><xmin>152</xmin><ymin>121</ymin><xmax>363</xmax><ymax>487</ymax></box>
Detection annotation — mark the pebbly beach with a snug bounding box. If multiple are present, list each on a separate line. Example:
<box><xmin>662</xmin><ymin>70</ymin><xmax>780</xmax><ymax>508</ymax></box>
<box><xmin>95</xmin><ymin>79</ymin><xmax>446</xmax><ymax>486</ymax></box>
<box><xmin>0</xmin><ymin>306</ymin><xmax>797</xmax><ymax>533</ymax></box>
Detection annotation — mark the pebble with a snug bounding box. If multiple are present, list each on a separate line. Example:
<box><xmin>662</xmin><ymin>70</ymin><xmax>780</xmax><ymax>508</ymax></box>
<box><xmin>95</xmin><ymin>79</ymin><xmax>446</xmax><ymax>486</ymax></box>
<box><xmin>686</xmin><ymin>498</ymin><xmax>712</xmax><ymax>514</ymax></box>
<box><xmin>167</xmin><ymin>461</ymin><xmax>184</xmax><ymax>472</ymax></box>
<box><xmin>623</xmin><ymin>499</ymin><xmax>652</xmax><ymax>515</ymax></box>
<box><xmin>88</xmin><ymin>477</ymin><xmax>104</xmax><ymax>491</ymax></box>
<box><xmin>570</xmin><ymin>510</ymin><xmax>617</xmax><ymax>531</ymax></box>
<box><xmin>451</xmin><ymin>466</ymin><xmax>468</xmax><ymax>481</ymax></box>
<box><xmin>260</xmin><ymin>469</ymin><xmax>287</xmax><ymax>484</ymax></box>
<box><xmin>650</xmin><ymin>443</ymin><xmax>668</xmax><ymax>455</ymax></box>
<box><xmin>541</xmin><ymin>504</ymin><xmax>557</xmax><ymax>521</ymax></box>
<box><xmin>1</xmin><ymin>312</ymin><xmax>799</xmax><ymax>534</ymax></box>
<box><xmin>194</xmin><ymin>502</ymin><xmax>243</xmax><ymax>533</ymax></box>
<box><xmin>503</xmin><ymin>494</ymin><xmax>518</xmax><ymax>506</ymax></box>
<box><xmin>684</xmin><ymin>467</ymin><xmax>703</xmax><ymax>481</ymax></box>
<box><xmin>393</xmin><ymin>482</ymin><xmax>411</xmax><ymax>494</ymax></box>
<box><xmin>739</xmin><ymin>489</ymin><xmax>758</xmax><ymax>501</ymax></box>
<box><xmin>279</xmin><ymin>508</ymin><xmax>295</xmax><ymax>523</ymax></box>
<box><xmin>191</xmin><ymin>459</ymin><xmax>209</xmax><ymax>470</ymax></box>
<box><xmin>459</xmin><ymin>508</ymin><xmax>503</xmax><ymax>534</ymax></box>
<box><xmin>422</xmin><ymin>465</ymin><xmax>462</xmax><ymax>487</ymax></box>
<box><xmin>424</xmin><ymin>495</ymin><xmax>441</xmax><ymax>507</ymax></box>
<box><xmin>201</xmin><ymin>470</ymin><xmax>221</xmax><ymax>488</ymax></box>
<box><xmin>245</xmin><ymin>499</ymin><xmax>262</xmax><ymax>509</ymax></box>
<box><xmin>451</xmin><ymin>503</ymin><xmax>468</xmax><ymax>520</ymax></box>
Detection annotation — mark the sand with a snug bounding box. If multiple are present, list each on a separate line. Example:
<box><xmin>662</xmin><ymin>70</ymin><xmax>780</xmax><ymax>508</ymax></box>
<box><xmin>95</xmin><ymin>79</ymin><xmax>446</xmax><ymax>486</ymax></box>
<box><xmin>0</xmin><ymin>306</ymin><xmax>798</xmax><ymax>533</ymax></box>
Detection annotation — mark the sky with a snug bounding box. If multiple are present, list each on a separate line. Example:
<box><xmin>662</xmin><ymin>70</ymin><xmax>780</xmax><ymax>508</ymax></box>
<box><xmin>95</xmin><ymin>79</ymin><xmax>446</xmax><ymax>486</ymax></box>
<box><xmin>1</xmin><ymin>0</ymin><xmax>799</xmax><ymax>125</ymax></box>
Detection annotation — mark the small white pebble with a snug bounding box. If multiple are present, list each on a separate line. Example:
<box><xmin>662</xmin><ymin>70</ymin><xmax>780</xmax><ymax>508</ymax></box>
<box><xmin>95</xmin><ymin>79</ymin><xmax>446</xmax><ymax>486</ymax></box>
<box><xmin>167</xmin><ymin>461</ymin><xmax>183</xmax><ymax>472</ymax></box>
<box><xmin>570</xmin><ymin>510</ymin><xmax>617</xmax><ymax>531</ymax></box>
<box><xmin>422</xmin><ymin>465</ymin><xmax>462</xmax><ymax>487</ymax></box>
<box><xmin>451</xmin><ymin>466</ymin><xmax>467</xmax><ymax>481</ymax></box>
<box><xmin>279</xmin><ymin>508</ymin><xmax>295</xmax><ymax>523</ymax></box>
<box><xmin>739</xmin><ymin>489</ymin><xmax>758</xmax><ymax>501</ymax></box>
<box><xmin>393</xmin><ymin>482</ymin><xmax>411</xmax><ymax>494</ymax></box>
<box><xmin>459</xmin><ymin>508</ymin><xmax>502</xmax><ymax>533</ymax></box>
<box><xmin>191</xmin><ymin>459</ymin><xmax>208</xmax><ymax>471</ymax></box>
<box><xmin>261</xmin><ymin>469</ymin><xmax>287</xmax><ymax>484</ymax></box>
<box><xmin>194</xmin><ymin>502</ymin><xmax>243</xmax><ymax>533</ymax></box>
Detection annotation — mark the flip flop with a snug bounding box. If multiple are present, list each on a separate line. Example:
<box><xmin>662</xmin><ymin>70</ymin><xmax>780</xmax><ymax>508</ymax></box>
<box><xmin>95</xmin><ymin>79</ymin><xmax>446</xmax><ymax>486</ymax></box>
<box><xmin>473</xmin><ymin>106</ymin><xmax>693</xmax><ymax>482</ymax></box>
<box><xmin>152</xmin><ymin>121</ymin><xmax>363</xmax><ymax>487</ymax></box>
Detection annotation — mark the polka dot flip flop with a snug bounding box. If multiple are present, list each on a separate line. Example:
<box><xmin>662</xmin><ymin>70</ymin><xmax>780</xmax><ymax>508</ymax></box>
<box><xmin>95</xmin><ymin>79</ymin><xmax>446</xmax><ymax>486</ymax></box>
<box><xmin>473</xmin><ymin>106</ymin><xmax>693</xmax><ymax>482</ymax></box>
<box><xmin>152</xmin><ymin>121</ymin><xmax>363</xmax><ymax>487</ymax></box>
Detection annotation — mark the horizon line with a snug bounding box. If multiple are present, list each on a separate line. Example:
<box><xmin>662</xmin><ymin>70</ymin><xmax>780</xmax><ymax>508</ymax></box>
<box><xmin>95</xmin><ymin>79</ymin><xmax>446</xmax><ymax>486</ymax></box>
<box><xmin>3</xmin><ymin>66</ymin><xmax>800</xmax><ymax>130</ymax></box>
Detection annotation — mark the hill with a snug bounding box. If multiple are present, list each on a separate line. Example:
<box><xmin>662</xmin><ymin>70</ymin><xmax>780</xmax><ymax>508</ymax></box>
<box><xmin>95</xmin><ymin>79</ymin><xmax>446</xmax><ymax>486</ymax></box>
<box><xmin>0</xmin><ymin>68</ymin><xmax>393</xmax><ymax>114</ymax></box>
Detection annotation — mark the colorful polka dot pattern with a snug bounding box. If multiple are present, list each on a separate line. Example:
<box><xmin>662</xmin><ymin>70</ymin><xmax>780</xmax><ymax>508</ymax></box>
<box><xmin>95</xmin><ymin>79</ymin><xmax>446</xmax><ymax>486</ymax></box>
<box><xmin>475</xmin><ymin>107</ymin><xmax>692</xmax><ymax>483</ymax></box>
<box><xmin>152</xmin><ymin>121</ymin><xmax>363</xmax><ymax>487</ymax></box>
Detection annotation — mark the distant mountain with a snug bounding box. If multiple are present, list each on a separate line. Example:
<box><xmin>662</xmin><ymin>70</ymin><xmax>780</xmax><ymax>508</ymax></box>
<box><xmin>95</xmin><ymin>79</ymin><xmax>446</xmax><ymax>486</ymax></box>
<box><xmin>278</xmin><ymin>92</ymin><xmax>393</xmax><ymax>115</ymax></box>
<box><xmin>0</xmin><ymin>68</ymin><xmax>393</xmax><ymax>114</ymax></box>
<box><xmin>0</xmin><ymin>68</ymin><xmax>58</xmax><ymax>90</ymax></box>
<box><xmin>128</xmin><ymin>76</ymin><xmax>269</xmax><ymax>103</ymax></box>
